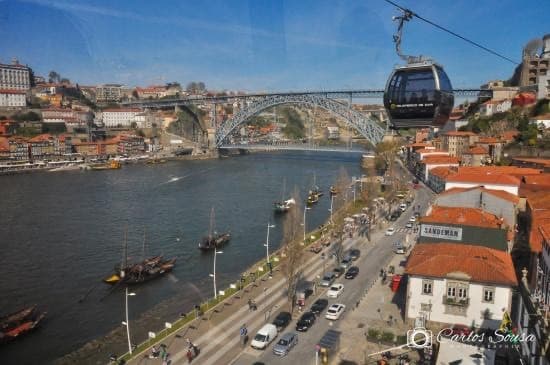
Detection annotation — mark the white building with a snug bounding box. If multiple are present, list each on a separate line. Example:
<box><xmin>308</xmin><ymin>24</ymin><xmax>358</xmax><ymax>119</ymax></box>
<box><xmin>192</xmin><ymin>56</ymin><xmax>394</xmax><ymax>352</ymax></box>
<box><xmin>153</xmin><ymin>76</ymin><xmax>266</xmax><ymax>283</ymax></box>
<box><xmin>102</xmin><ymin>108</ymin><xmax>142</xmax><ymax>128</ymax></box>
<box><xmin>445</xmin><ymin>172</ymin><xmax>521</xmax><ymax>196</ymax></box>
<box><xmin>406</xmin><ymin>243</ymin><xmax>517</xmax><ymax>330</ymax></box>
<box><xmin>479</xmin><ymin>99</ymin><xmax>513</xmax><ymax>117</ymax></box>
<box><xmin>0</xmin><ymin>89</ymin><xmax>26</xmax><ymax>107</ymax></box>
<box><xmin>0</xmin><ymin>59</ymin><xmax>31</xmax><ymax>90</ymax></box>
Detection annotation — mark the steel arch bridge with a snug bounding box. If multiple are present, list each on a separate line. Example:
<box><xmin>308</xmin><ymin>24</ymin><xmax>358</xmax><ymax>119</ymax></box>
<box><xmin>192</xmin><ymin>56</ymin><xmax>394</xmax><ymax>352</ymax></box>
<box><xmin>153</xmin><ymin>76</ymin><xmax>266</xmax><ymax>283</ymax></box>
<box><xmin>215</xmin><ymin>94</ymin><xmax>386</xmax><ymax>147</ymax></box>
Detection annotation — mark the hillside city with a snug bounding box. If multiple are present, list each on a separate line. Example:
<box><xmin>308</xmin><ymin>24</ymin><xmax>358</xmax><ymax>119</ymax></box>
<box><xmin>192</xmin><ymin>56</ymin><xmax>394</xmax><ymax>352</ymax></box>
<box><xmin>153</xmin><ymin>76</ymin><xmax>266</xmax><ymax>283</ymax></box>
<box><xmin>1</xmin><ymin>25</ymin><xmax>550</xmax><ymax>365</ymax></box>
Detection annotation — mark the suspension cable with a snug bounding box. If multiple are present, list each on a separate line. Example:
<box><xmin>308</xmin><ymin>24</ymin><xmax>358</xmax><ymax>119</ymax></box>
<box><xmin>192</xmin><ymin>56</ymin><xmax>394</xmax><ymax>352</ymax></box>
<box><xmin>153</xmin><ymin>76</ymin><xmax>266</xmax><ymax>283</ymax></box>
<box><xmin>383</xmin><ymin>0</ymin><xmax>519</xmax><ymax>65</ymax></box>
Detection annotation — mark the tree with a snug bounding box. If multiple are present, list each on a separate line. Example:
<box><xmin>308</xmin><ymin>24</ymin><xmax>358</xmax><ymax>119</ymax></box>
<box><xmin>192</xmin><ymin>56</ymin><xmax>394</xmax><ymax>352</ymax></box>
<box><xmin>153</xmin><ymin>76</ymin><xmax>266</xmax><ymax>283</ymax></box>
<box><xmin>333</xmin><ymin>166</ymin><xmax>350</xmax><ymax>211</ymax></box>
<box><xmin>60</xmin><ymin>78</ymin><xmax>71</xmax><ymax>84</ymax></box>
<box><xmin>280</xmin><ymin>187</ymin><xmax>305</xmax><ymax>313</ymax></box>
<box><xmin>130</xmin><ymin>121</ymin><xmax>138</xmax><ymax>129</ymax></box>
<box><xmin>375</xmin><ymin>140</ymin><xmax>399</xmax><ymax>176</ymax></box>
<box><xmin>48</xmin><ymin>71</ymin><xmax>60</xmax><ymax>83</ymax></box>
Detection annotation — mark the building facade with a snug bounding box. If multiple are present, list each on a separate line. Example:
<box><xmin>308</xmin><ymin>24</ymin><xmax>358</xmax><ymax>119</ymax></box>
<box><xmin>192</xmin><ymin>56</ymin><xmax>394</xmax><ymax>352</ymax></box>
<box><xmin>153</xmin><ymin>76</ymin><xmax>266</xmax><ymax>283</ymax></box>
<box><xmin>0</xmin><ymin>89</ymin><xmax>26</xmax><ymax>107</ymax></box>
<box><xmin>102</xmin><ymin>108</ymin><xmax>142</xmax><ymax>128</ymax></box>
<box><xmin>406</xmin><ymin>243</ymin><xmax>517</xmax><ymax>330</ymax></box>
<box><xmin>0</xmin><ymin>59</ymin><xmax>31</xmax><ymax>90</ymax></box>
<box><xmin>441</xmin><ymin>131</ymin><xmax>479</xmax><ymax>157</ymax></box>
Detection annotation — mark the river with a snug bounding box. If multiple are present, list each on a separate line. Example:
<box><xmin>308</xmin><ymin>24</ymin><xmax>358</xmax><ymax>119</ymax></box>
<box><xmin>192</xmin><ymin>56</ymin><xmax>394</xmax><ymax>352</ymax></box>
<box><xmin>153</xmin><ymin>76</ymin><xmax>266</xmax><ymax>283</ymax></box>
<box><xmin>0</xmin><ymin>151</ymin><xmax>362</xmax><ymax>364</ymax></box>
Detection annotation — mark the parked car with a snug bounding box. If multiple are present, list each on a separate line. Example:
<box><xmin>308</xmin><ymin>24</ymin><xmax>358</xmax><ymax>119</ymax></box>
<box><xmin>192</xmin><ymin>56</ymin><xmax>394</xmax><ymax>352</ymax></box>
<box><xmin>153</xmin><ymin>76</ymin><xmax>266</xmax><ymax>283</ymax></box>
<box><xmin>394</xmin><ymin>243</ymin><xmax>405</xmax><ymax>254</ymax></box>
<box><xmin>385</xmin><ymin>227</ymin><xmax>396</xmax><ymax>236</ymax></box>
<box><xmin>332</xmin><ymin>267</ymin><xmax>345</xmax><ymax>278</ymax></box>
<box><xmin>310</xmin><ymin>298</ymin><xmax>329</xmax><ymax>315</ymax></box>
<box><xmin>399</xmin><ymin>203</ymin><xmax>407</xmax><ymax>212</ymax></box>
<box><xmin>389</xmin><ymin>213</ymin><xmax>399</xmax><ymax>221</ymax></box>
<box><xmin>349</xmin><ymin>249</ymin><xmax>361</xmax><ymax>260</ymax></box>
<box><xmin>327</xmin><ymin>284</ymin><xmax>344</xmax><ymax>298</ymax></box>
<box><xmin>409</xmin><ymin>216</ymin><xmax>416</xmax><ymax>223</ymax></box>
<box><xmin>344</xmin><ymin>266</ymin><xmax>359</xmax><ymax>279</ymax></box>
<box><xmin>272</xmin><ymin>311</ymin><xmax>292</xmax><ymax>331</ymax></box>
<box><xmin>296</xmin><ymin>312</ymin><xmax>316</xmax><ymax>332</ymax></box>
<box><xmin>405</xmin><ymin>222</ymin><xmax>413</xmax><ymax>229</ymax></box>
<box><xmin>272</xmin><ymin>332</ymin><xmax>298</xmax><ymax>357</ymax></box>
<box><xmin>325</xmin><ymin>303</ymin><xmax>346</xmax><ymax>320</ymax></box>
<box><xmin>339</xmin><ymin>257</ymin><xmax>352</xmax><ymax>270</ymax></box>
<box><xmin>442</xmin><ymin>324</ymin><xmax>473</xmax><ymax>337</ymax></box>
<box><xmin>309</xmin><ymin>243</ymin><xmax>322</xmax><ymax>253</ymax></box>
<box><xmin>250</xmin><ymin>323</ymin><xmax>278</xmax><ymax>350</ymax></box>
<box><xmin>320</xmin><ymin>273</ymin><xmax>336</xmax><ymax>287</ymax></box>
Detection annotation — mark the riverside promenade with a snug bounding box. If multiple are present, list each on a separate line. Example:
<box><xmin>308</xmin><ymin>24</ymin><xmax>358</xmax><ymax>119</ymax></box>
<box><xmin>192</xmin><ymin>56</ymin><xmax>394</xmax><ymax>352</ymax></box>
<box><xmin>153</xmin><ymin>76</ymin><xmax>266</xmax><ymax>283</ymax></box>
<box><xmin>126</xmin><ymin>232</ymin><xmax>362</xmax><ymax>365</ymax></box>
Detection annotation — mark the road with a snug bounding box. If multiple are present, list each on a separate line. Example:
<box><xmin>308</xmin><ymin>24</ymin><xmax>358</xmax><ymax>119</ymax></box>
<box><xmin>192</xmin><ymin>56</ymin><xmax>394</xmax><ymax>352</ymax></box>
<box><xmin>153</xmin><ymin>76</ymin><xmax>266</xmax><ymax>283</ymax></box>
<box><xmin>230</xmin><ymin>183</ymin><xmax>434</xmax><ymax>365</ymax></box>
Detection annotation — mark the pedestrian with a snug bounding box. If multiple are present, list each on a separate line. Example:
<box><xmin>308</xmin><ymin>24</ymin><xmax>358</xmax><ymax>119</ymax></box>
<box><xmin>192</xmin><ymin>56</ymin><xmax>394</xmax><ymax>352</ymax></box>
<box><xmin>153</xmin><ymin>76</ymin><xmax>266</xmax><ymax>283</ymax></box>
<box><xmin>186</xmin><ymin>348</ymin><xmax>193</xmax><ymax>363</ymax></box>
<box><xmin>240</xmin><ymin>324</ymin><xmax>248</xmax><ymax>347</ymax></box>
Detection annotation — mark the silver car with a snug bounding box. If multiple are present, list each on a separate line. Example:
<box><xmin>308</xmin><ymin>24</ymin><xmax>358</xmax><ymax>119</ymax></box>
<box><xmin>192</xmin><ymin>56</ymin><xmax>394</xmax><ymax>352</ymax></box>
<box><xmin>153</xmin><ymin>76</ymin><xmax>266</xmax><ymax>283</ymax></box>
<box><xmin>272</xmin><ymin>332</ymin><xmax>298</xmax><ymax>356</ymax></box>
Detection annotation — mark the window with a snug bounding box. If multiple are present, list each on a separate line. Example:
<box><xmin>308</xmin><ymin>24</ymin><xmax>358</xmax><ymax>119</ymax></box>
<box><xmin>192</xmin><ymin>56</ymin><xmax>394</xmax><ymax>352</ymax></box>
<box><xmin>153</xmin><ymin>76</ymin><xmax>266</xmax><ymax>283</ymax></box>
<box><xmin>483</xmin><ymin>287</ymin><xmax>495</xmax><ymax>303</ymax></box>
<box><xmin>447</xmin><ymin>286</ymin><xmax>456</xmax><ymax>297</ymax></box>
<box><xmin>446</xmin><ymin>281</ymin><xmax>469</xmax><ymax>299</ymax></box>
<box><xmin>422</xmin><ymin>279</ymin><xmax>433</xmax><ymax>295</ymax></box>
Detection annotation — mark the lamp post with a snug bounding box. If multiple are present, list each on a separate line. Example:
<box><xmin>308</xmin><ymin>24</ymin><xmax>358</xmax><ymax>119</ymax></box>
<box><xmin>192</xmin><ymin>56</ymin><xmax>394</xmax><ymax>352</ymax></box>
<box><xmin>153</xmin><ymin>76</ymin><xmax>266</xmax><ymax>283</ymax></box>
<box><xmin>264</xmin><ymin>222</ymin><xmax>275</xmax><ymax>264</ymax></box>
<box><xmin>303</xmin><ymin>206</ymin><xmax>311</xmax><ymax>241</ymax></box>
<box><xmin>209</xmin><ymin>250</ymin><xmax>223</xmax><ymax>300</ymax></box>
<box><xmin>329</xmin><ymin>194</ymin><xmax>335</xmax><ymax>224</ymax></box>
<box><xmin>122</xmin><ymin>288</ymin><xmax>136</xmax><ymax>355</ymax></box>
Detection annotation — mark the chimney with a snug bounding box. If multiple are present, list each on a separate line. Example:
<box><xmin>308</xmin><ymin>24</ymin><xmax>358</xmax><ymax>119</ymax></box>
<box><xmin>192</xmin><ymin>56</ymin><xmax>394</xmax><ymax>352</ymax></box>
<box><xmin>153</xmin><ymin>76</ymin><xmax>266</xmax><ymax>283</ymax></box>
<box><xmin>543</xmin><ymin>34</ymin><xmax>550</xmax><ymax>59</ymax></box>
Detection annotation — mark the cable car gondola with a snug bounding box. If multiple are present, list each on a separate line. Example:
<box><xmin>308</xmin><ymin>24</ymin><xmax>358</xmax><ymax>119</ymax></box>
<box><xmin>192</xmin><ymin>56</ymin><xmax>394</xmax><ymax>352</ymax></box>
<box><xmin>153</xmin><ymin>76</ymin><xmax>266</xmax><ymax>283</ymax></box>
<box><xmin>384</xmin><ymin>60</ymin><xmax>454</xmax><ymax>128</ymax></box>
<box><xmin>384</xmin><ymin>6</ymin><xmax>454</xmax><ymax>128</ymax></box>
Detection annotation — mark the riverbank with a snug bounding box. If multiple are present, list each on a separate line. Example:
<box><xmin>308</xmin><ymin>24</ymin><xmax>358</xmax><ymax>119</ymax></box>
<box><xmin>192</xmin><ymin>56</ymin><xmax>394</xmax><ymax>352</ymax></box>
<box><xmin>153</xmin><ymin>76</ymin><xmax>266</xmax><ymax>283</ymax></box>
<box><xmin>57</xmin><ymin>192</ymin><xmax>372</xmax><ymax>365</ymax></box>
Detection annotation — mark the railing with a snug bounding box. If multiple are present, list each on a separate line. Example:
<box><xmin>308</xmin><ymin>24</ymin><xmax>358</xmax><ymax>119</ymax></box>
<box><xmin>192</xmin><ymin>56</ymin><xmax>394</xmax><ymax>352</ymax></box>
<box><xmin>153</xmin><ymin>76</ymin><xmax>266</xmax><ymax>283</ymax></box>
<box><xmin>443</xmin><ymin>296</ymin><xmax>470</xmax><ymax>307</ymax></box>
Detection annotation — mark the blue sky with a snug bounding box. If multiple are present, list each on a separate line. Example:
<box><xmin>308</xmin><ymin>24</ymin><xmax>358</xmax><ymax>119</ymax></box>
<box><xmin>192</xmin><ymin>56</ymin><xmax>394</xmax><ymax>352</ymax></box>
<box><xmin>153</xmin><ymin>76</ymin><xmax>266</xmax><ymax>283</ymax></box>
<box><xmin>1</xmin><ymin>0</ymin><xmax>548</xmax><ymax>91</ymax></box>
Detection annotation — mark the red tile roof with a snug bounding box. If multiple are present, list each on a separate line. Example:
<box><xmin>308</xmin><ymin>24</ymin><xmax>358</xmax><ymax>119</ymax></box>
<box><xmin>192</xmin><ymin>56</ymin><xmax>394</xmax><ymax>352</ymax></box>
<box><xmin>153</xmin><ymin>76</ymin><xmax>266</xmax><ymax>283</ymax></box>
<box><xmin>429</xmin><ymin>166</ymin><xmax>456</xmax><ymax>179</ymax></box>
<box><xmin>466</xmin><ymin>146</ymin><xmax>488</xmax><ymax>155</ymax></box>
<box><xmin>406</xmin><ymin>243</ymin><xmax>517</xmax><ymax>286</ymax></box>
<box><xmin>530</xmin><ymin>215</ymin><xmax>550</xmax><ymax>253</ymax></box>
<box><xmin>523</xmin><ymin>174</ymin><xmax>550</xmax><ymax>187</ymax></box>
<box><xmin>501</xmin><ymin>130</ymin><xmax>519</xmax><ymax>142</ymax></box>
<box><xmin>439</xmin><ymin>186</ymin><xmax>519</xmax><ymax>204</ymax></box>
<box><xmin>421</xmin><ymin>156</ymin><xmax>460</xmax><ymax>165</ymax></box>
<box><xmin>421</xmin><ymin>206</ymin><xmax>508</xmax><ymax>229</ymax></box>
<box><xmin>28</xmin><ymin>134</ymin><xmax>54</xmax><ymax>143</ymax></box>
<box><xmin>416</xmin><ymin>148</ymin><xmax>446</xmax><ymax>154</ymax></box>
<box><xmin>446</xmin><ymin>172</ymin><xmax>521</xmax><ymax>186</ymax></box>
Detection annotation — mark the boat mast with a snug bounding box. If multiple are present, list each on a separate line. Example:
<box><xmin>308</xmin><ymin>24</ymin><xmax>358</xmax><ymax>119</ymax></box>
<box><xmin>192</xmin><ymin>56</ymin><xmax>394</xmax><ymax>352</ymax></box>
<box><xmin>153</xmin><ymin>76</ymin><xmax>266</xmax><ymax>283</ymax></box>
<box><xmin>121</xmin><ymin>226</ymin><xmax>128</xmax><ymax>278</ymax></box>
<box><xmin>281</xmin><ymin>177</ymin><xmax>286</xmax><ymax>202</ymax></box>
<box><xmin>209</xmin><ymin>207</ymin><xmax>215</xmax><ymax>239</ymax></box>
<box><xmin>141</xmin><ymin>228</ymin><xmax>146</xmax><ymax>261</ymax></box>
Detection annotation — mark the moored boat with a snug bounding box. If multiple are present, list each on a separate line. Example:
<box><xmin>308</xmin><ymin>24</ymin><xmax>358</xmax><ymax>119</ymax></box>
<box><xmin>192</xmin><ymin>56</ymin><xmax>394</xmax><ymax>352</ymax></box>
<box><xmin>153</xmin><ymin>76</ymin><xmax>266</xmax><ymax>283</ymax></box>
<box><xmin>274</xmin><ymin>198</ymin><xmax>296</xmax><ymax>213</ymax></box>
<box><xmin>90</xmin><ymin>160</ymin><xmax>121</xmax><ymax>170</ymax></box>
<box><xmin>198</xmin><ymin>207</ymin><xmax>231</xmax><ymax>251</ymax></box>
<box><xmin>0</xmin><ymin>306</ymin><xmax>46</xmax><ymax>344</ymax></box>
<box><xmin>329</xmin><ymin>186</ymin><xmax>338</xmax><ymax>195</ymax></box>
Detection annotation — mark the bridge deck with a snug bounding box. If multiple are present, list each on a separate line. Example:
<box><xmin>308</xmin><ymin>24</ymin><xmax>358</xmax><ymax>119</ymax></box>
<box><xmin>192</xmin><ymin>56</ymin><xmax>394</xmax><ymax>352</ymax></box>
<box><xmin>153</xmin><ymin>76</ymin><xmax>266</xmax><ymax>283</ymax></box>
<box><xmin>218</xmin><ymin>144</ymin><xmax>367</xmax><ymax>153</ymax></box>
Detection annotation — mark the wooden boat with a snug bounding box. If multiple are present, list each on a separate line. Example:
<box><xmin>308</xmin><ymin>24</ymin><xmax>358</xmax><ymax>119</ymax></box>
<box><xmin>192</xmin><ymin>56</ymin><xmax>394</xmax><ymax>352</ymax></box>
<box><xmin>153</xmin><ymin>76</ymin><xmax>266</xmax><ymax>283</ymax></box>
<box><xmin>329</xmin><ymin>186</ymin><xmax>338</xmax><ymax>196</ymax></box>
<box><xmin>307</xmin><ymin>191</ymin><xmax>319</xmax><ymax>206</ymax></box>
<box><xmin>124</xmin><ymin>258</ymin><xmax>177</xmax><ymax>285</ymax></box>
<box><xmin>90</xmin><ymin>160</ymin><xmax>121</xmax><ymax>170</ymax></box>
<box><xmin>0</xmin><ymin>307</ymin><xmax>46</xmax><ymax>344</ymax></box>
<box><xmin>273</xmin><ymin>178</ymin><xmax>295</xmax><ymax>213</ymax></box>
<box><xmin>198</xmin><ymin>208</ymin><xmax>231</xmax><ymax>251</ymax></box>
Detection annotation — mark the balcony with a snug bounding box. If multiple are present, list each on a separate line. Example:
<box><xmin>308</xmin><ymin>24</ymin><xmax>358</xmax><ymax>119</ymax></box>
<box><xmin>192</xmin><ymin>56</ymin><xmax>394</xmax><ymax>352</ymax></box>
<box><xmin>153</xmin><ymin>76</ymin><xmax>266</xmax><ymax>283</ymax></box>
<box><xmin>443</xmin><ymin>296</ymin><xmax>469</xmax><ymax>307</ymax></box>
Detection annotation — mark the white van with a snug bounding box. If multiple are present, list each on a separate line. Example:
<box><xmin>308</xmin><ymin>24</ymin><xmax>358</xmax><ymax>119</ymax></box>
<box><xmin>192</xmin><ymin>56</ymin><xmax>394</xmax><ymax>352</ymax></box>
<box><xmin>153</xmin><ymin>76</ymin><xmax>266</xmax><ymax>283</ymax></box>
<box><xmin>251</xmin><ymin>323</ymin><xmax>278</xmax><ymax>350</ymax></box>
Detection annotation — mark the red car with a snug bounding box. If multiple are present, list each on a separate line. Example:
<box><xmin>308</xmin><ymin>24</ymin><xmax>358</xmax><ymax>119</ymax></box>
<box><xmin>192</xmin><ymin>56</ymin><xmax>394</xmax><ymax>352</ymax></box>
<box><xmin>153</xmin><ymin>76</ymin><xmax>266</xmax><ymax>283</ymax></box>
<box><xmin>448</xmin><ymin>324</ymin><xmax>472</xmax><ymax>337</ymax></box>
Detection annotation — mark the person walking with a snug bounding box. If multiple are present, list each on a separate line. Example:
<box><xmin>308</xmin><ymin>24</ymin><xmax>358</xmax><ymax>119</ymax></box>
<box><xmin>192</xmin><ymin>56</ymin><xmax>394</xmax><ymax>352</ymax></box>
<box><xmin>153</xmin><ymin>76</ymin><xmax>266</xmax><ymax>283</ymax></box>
<box><xmin>240</xmin><ymin>324</ymin><xmax>248</xmax><ymax>347</ymax></box>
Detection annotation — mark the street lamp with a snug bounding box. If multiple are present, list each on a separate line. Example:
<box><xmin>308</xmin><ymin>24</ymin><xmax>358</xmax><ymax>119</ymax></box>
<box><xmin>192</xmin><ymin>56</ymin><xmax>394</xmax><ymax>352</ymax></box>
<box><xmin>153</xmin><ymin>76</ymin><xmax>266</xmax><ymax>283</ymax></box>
<box><xmin>122</xmin><ymin>288</ymin><xmax>136</xmax><ymax>355</ymax></box>
<box><xmin>328</xmin><ymin>194</ymin><xmax>335</xmax><ymax>224</ymax></box>
<box><xmin>264</xmin><ymin>222</ymin><xmax>275</xmax><ymax>264</ymax></box>
<box><xmin>209</xmin><ymin>250</ymin><xmax>223</xmax><ymax>299</ymax></box>
<box><xmin>302</xmin><ymin>206</ymin><xmax>312</xmax><ymax>241</ymax></box>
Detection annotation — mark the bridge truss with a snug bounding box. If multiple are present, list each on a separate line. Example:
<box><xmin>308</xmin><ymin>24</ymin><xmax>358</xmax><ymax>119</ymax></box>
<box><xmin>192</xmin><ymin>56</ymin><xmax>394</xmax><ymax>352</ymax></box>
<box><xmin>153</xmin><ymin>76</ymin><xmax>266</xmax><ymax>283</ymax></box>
<box><xmin>215</xmin><ymin>94</ymin><xmax>385</xmax><ymax>147</ymax></box>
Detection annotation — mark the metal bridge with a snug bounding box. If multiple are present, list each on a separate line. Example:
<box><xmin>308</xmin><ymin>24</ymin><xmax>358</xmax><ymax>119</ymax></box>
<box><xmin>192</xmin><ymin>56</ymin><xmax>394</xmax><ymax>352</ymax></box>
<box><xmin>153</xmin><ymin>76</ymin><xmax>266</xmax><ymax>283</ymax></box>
<box><xmin>218</xmin><ymin>143</ymin><xmax>367</xmax><ymax>154</ymax></box>
<box><xmin>122</xmin><ymin>88</ymin><xmax>491</xmax><ymax>148</ymax></box>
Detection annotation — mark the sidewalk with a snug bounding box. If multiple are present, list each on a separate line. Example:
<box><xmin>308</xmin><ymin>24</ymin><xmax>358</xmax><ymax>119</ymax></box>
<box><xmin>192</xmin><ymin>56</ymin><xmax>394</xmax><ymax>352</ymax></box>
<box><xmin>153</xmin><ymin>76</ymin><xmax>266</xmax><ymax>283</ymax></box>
<box><xmin>128</xmin><ymin>233</ymin><xmax>361</xmax><ymax>365</ymax></box>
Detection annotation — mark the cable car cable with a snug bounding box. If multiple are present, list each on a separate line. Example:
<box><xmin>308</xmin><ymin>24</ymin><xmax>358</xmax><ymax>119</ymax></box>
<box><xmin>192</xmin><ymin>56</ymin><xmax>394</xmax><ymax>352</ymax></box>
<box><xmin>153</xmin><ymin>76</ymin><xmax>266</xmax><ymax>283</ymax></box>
<box><xmin>383</xmin><ymin>0</ymin><xmax>519</xmax><ymax>65</ymax></box>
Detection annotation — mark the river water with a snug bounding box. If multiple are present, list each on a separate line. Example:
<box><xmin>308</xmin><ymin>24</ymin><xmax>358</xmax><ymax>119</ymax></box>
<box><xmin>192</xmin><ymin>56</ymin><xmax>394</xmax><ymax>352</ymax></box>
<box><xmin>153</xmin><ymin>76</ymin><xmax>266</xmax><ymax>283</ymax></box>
<box><xmin>0</xmin><ymin>151</ymin><xmax>361</xmax><ymax>364</ymax></box>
